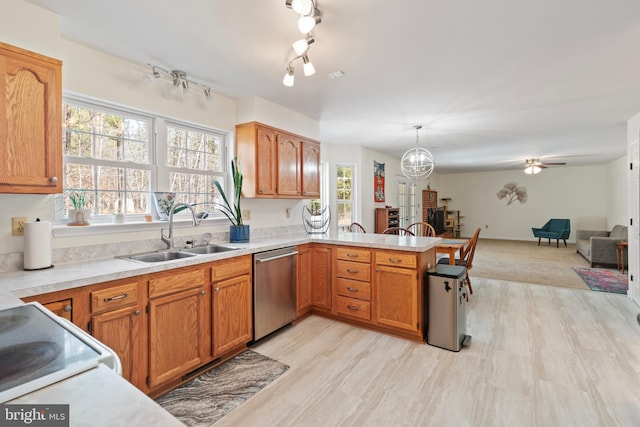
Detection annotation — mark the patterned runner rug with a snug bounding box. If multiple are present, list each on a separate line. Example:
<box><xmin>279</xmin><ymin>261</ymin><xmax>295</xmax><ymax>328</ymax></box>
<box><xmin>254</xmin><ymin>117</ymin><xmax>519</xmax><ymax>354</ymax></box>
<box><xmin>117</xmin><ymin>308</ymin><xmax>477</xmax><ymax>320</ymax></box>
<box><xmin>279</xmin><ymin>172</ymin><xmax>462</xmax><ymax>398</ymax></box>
<box><xmin>572</xmin><ymin>267</ymin><xmax>628</xmax><ymax>294</ymax></box>
<box><xmin>156</xmin><ymin>350</ymin><xmax>289</xmax><ymax>426</ymax></box>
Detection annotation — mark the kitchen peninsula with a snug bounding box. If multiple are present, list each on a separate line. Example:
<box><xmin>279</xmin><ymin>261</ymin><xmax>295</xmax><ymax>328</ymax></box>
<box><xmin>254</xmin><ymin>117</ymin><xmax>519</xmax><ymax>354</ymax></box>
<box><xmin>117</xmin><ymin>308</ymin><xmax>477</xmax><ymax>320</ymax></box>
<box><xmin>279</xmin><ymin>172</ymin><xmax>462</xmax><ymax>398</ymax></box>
<box><xmin>0</xmin><ymin>232</ymin><xmax>439</xmax><ymax>424</ymax></box>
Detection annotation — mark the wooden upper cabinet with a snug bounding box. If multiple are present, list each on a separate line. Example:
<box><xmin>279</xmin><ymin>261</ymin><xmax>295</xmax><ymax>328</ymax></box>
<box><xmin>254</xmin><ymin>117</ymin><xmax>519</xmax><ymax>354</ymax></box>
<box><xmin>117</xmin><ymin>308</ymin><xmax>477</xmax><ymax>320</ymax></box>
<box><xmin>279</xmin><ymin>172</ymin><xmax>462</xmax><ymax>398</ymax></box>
<box><xmin>301</xmin><ymin>140</ymin><xmax>320</xmax><ymax>198</ymax></box>
<box><xmin>235</xmin><ymin>121</ymin><xmax>319</xmax><ymax>199</ymax></box>
<box><xmin>0</xmin><ymin>42</ymin><xmax>62</xmax><ymax>194</ymax></box>
<box><xmin>276</xmin><ymin>133</ymin><xmax>301</xmax><ymax>196</ymax></box>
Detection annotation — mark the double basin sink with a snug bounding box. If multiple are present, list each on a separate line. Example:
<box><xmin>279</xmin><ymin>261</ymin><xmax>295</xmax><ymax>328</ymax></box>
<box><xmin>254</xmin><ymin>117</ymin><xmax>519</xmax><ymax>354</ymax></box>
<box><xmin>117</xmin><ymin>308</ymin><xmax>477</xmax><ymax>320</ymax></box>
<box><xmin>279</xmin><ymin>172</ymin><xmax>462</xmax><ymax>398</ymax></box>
<box><xmin>119</xmin><ymin>244</ymin><xmax>239</xmax><ymax>263</ymax></box>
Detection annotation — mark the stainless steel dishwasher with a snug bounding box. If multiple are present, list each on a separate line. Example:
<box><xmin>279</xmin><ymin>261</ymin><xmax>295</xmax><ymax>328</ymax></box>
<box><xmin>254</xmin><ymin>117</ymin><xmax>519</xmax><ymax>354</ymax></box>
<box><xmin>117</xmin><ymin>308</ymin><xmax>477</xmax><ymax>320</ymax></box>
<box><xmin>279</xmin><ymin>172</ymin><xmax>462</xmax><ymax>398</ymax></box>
<box><xmin>253</xmin><ymin>246</ymin><xmax>298</xmax><ymax>341</ymax></box>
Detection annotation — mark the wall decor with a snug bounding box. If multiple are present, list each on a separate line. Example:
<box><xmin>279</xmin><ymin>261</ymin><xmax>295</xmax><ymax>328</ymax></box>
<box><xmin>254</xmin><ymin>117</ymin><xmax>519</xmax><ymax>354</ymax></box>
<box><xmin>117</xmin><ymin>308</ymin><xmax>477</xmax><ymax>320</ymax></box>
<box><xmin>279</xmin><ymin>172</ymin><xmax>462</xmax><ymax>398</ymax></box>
<box><xmin>496</xmin><ymin>182</ymin><xmax>528</xmax><ymax>205</ymax></box>
<box><xmin>374</xmin><ymin>161</ymin><xmax>385</xmax><ymax>202</ymax></box>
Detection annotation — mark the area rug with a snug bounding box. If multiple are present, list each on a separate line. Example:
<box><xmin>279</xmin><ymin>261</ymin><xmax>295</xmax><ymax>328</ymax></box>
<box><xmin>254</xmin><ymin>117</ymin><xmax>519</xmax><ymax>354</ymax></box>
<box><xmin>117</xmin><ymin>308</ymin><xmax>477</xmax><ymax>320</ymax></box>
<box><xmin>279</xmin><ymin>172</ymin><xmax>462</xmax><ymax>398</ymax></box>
<box><xmin>156</xmin><ymin>350</ymin><xmax>289</xmax><ymax>426</ymax></box>
<box><xmin>572</xmin><ymin>267</ymin><xmax>628</xmax><ymax>294</ymax></box>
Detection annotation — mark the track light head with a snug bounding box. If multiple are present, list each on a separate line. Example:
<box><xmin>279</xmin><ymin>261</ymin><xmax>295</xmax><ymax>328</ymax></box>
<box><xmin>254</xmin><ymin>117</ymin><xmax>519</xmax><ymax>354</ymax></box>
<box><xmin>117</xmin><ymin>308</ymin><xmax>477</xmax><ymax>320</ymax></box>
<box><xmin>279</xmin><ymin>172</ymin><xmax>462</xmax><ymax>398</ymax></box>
<box><xmin>283</xmin><ymin>65</ymin><xmax>295</xmax><ymax>87</ymax></box>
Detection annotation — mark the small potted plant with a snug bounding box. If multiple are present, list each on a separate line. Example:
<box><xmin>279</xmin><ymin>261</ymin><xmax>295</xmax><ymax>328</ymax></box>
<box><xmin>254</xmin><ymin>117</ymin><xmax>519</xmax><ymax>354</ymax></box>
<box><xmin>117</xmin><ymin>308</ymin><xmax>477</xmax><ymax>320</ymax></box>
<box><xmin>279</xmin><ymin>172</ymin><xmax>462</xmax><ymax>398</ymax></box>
<box><xmin>67</xmin><ymin>191</ymin><xmax>91</xmax><ymax>226</ymax></box>
<box><xmin>214</xmin><ymin>158</ymin><xmax>249</xmax><ymax>242</ymax></box>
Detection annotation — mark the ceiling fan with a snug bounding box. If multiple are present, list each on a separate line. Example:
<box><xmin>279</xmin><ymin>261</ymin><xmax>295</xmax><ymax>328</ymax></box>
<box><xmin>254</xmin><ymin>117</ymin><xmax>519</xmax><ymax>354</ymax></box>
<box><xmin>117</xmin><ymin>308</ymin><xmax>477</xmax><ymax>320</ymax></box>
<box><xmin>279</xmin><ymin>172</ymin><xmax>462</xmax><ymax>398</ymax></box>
<box><xmin>524</xmin><ymin>158</ymin><xmax>566</xmax><ymax>174</ymax></box>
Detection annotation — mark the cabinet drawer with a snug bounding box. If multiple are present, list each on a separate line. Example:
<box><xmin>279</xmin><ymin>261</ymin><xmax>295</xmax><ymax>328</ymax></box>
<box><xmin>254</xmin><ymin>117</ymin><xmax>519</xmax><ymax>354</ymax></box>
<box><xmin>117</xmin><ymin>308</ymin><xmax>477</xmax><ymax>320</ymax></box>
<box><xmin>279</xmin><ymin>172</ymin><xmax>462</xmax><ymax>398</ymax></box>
<box><xmin>149</xmin><ymin>268</ymin><xmax>205</xmax><ymax>298</ymax></box>
<box><xmin>336</xmin><ymin>277</ymin><xmax>370</xmax><ymax>301</ymax></box>
<box><xmin>335</xmin><ymin>295</ymin><xmax>370</xmax><ymax>321</ymax></box>
<box><xmin>211</xmin><ymin>255</ymin><xmax>252</xmax><ymax>282</ymax></box>
<box><xmin>337</xmin><ymin>260</ymin><xmax>370</xmax><ymax>282</ymax></box>
<box><xmin>336</xmin><ymin>247</ymin><xmax>371</xmax><ymax>263</ymax></box>
<box><xmin>375</xmin><ymin>250</ymin><xmax>417</xmax><ymax>269</ymax></box>
<box><xmin>91</xmin><ymin>282</ymin><xmax>139</xmax><ymax>313</ymax></box>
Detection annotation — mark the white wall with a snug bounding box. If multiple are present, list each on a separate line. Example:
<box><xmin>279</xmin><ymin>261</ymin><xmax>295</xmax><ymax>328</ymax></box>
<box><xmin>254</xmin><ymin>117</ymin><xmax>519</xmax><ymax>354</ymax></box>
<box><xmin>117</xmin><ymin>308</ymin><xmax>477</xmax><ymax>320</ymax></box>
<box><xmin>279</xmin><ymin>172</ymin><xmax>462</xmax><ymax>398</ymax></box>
<box><xmin>605</xmin><ymin>156</ymin><xmax>629</xmax><ymax>228</ymax></box>
<box><xmin>433</xmin><ymin>164</ymin><xmax>617</xmax><ymax>241</ymax></box>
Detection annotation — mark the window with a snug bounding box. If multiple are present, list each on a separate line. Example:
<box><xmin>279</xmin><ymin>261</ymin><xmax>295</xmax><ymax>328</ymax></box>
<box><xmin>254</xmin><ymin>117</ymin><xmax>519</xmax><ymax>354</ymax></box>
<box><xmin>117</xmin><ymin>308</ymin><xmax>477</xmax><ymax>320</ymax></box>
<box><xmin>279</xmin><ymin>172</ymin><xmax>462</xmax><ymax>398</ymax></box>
<box><xmin>62</xmin><ymin>96</ymin><xmax>228</xmax><ymax>222</ymax></box>
<box><xmin>336</xmin><ymin>164</ymin><xmax>355</xmax><ymax>231</ymax></box>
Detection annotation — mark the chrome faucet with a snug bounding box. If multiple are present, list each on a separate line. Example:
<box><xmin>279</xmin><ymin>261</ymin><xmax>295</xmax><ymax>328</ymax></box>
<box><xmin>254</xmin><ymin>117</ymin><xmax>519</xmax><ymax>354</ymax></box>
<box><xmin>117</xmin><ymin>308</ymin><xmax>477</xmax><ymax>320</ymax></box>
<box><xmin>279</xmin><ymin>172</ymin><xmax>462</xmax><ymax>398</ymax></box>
<box><xmin>161</xmin><ymin>203</ymin><xmax>204</xmax><ymax>249</ymax></box>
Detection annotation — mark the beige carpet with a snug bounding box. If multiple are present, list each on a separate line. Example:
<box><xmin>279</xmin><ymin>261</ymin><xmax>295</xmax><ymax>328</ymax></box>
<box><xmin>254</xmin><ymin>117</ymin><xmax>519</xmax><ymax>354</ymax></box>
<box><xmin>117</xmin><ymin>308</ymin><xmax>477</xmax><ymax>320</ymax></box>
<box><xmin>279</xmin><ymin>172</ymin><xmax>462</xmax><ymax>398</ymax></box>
<box><xmin>470</xmin><ymin>238</ymin><xmax>591</xmax><ymax>290</ymax></box>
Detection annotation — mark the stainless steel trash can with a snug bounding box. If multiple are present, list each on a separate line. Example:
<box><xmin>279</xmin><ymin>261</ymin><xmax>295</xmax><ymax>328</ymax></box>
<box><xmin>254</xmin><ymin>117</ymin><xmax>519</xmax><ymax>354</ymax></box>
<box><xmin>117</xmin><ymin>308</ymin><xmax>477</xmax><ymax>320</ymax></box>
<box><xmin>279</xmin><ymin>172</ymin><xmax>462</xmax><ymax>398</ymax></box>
<box><xmin>427</xmin><ymin>264</ymin><xmax>471</xmax><ymax>352</ymax></box>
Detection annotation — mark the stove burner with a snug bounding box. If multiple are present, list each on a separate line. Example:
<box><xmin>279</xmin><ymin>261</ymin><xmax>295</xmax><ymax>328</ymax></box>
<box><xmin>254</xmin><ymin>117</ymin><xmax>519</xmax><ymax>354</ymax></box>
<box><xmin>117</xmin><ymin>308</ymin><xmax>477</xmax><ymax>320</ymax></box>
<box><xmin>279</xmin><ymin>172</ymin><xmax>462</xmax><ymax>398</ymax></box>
<box><xmin>0</xmin><ymin>314</ymin><xmax>30</xmax><ymax>334</ymax></box>
<box><xmin>0</xmin><ymin>341</ymin><xmax>61</xmax><ymax>393</ymax></box>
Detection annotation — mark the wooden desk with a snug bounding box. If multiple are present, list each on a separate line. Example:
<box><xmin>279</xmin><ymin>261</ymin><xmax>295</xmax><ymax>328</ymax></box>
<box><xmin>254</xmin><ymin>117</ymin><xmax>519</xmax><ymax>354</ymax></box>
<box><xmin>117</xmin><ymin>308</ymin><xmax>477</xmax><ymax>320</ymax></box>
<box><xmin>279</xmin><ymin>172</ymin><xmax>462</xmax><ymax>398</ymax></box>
<box><xmin>436</xmin><ymin>239</ymin><xmax>468</xmax><ymax>265</ymax></box>
<box><xmin>616</xmin><ymin>241</ymin><xmax>628</xmax><ymax>273</ymax></box>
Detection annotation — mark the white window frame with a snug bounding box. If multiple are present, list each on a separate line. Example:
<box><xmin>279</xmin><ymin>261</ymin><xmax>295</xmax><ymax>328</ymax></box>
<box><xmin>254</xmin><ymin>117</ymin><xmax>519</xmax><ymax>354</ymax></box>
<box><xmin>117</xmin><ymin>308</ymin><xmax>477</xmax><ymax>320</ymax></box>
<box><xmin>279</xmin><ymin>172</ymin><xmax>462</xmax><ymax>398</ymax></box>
<box><xmin>336</xmin><ymin>163</ymin><xmax>356</xmax><ymax>232</ymax></box>
<box><xmin>59</xmin><ymin>94</ymin><xmax>230</xmax><ymax>226</ymax></box>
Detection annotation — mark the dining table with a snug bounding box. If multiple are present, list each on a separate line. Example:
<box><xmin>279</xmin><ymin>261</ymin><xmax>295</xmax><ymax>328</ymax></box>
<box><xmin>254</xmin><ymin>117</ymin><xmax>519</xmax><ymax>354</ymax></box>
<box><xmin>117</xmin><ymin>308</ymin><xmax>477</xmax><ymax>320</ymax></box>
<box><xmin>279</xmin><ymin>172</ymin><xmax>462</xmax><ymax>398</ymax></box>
<box><xmin>435</xmin><ymin>238</ymin><xmax>468</xmax><ymax>265</ymax></box>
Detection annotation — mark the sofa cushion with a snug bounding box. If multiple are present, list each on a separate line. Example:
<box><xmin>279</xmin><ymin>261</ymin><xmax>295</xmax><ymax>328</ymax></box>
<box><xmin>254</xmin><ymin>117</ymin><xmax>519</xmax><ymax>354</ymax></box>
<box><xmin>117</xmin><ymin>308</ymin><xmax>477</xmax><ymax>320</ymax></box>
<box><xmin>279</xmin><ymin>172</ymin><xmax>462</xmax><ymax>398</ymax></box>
<box><xmin>576</xmin><ymin>239</ymin><xmax>590</xmax><ymax>259</ymax></box>
<box><xmin>609</xmin><ymin>225</ymin><xmax>628</xmax><ymax>239</ymax></box>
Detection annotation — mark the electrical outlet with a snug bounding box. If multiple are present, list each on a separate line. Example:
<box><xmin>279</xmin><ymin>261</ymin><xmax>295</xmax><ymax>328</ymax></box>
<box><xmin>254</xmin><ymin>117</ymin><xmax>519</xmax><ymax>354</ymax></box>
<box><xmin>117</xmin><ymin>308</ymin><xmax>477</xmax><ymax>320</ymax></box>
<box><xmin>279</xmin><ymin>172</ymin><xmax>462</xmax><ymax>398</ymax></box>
<box><xmin>12</xmin><ymin>217</ymin><xmax>27</xmax><ymax>236</ymax></box>
<box><xmin>285</xmin><ymin>208</ymin><xmax>291</xmax><ymax>219</ymax></box>
<box><xmin>242</xmin><ymin>210</ymin><xmax>251</xmax><ymax>220</ymax></box>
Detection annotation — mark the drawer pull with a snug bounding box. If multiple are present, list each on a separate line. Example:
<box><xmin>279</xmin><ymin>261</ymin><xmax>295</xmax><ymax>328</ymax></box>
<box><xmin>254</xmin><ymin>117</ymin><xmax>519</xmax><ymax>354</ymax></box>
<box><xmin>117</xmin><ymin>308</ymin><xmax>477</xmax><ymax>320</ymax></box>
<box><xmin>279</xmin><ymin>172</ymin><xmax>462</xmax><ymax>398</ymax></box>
<box><xmin>134</xmin><ymin>310</ymin><xmax>141</xmax><ymax>316</ymax></box>
<box><xmin>104</xmin><ymin>293</ymin><xmax>128</xmax><ymax>302</ymax></box>
<box><xmin>347</xmin><ymin>304</ymin><xmax>359</xmax><ymax>311</ymax></box>
<box><xmin>346</xmin><ymin>253</ymin><xmax>359</xmax><ymax>258</ymax></box>
<box><xmin>346</xmin><ymin>269</ymin><xmax>359</xmax><ymax>273</ymax></box>
<box><xmin>388</xmin><ymin>258</ymin><xmax>402</xmax><ymax>263</ymax></box>
<box><xmin>63</xmin><ymin>305</ymin><xmax>72</xmax><ymax>312</ymax></box>
<box><xmin>346</xmin><ymin>287</ymin><xmax>359</xmax><ymax>292</ymax></box>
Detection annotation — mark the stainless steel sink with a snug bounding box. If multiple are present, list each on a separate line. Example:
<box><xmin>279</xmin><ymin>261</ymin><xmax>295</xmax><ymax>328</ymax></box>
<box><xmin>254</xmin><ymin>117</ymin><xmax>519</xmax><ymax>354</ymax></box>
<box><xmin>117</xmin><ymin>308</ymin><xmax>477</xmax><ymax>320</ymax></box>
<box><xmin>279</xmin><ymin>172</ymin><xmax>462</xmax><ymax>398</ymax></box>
<box><xmin>181</xmin><ymin>245</ymin><xmax>239</xmax><ymax>255</ymax></box>
<box><xmin>121</xmin><ymin>251</ymin><xmax>197</xmax><ymax>263</ymax></box>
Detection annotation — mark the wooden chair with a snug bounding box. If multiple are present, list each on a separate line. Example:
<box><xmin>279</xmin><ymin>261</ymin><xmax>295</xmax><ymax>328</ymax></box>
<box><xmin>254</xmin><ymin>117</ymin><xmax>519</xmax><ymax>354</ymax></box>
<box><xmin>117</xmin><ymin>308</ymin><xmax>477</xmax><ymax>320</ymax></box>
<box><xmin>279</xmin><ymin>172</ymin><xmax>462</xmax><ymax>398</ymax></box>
<box><xmin>382</xmin><ymin>227</ymin><xmax>415</xmax><ymax>236</ymax></box>
<box><xmin>349</xmin><ymin>222</ymin><xmax>367</xmax><ymax>233</ymax></box>
<box><xmin>407</xmin><ymin>222</ymin><xmax>436</xmax><ymax>237</ymax></box>
<box><xmin>437</xmin><ymin>227</ymin><xmax>481</xmax><ymax>294</ymax></box>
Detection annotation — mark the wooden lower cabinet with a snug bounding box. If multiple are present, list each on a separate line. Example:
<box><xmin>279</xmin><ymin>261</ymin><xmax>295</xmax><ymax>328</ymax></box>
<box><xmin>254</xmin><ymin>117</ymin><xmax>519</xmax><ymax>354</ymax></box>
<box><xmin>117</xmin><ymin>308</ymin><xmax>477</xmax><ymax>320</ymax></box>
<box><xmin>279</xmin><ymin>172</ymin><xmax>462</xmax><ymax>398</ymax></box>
<box><xmin>374</xmin><ymin>265</ymin><xmax>419</xmax><ymax>332</ymax></box>
<box><xmin>296</xmin><ymin>245</ymin><xmax>312</xmax><ymax>317</ymax></box>
<box><xmin>310</xmin><ymin>245</ymin><xmax>332</xmax><ymax>311</ymax></box>
<box><xmin>42</xmin><ymin>298</ymin><xmax>72</xmax><ymax>321</ymax></box>
<box><xmin>212</xmin><ymin>255</ymin><xmax>253</xmax><ymax>356</ymax></box>
<box><xmin>147</xmin><ymin>266</ymin><xmax>209</xmax><ymax>390</ymax></box>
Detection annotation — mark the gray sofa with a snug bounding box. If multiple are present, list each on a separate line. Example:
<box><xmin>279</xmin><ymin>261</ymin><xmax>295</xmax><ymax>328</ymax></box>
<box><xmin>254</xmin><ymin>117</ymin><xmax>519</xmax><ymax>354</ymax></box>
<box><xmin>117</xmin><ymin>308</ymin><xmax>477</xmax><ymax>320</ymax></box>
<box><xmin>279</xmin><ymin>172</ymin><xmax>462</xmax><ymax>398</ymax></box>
<box><xmin>576</xmin><ymin>225</ymin><xmax>628</xmax><ymax>267</ymax></box>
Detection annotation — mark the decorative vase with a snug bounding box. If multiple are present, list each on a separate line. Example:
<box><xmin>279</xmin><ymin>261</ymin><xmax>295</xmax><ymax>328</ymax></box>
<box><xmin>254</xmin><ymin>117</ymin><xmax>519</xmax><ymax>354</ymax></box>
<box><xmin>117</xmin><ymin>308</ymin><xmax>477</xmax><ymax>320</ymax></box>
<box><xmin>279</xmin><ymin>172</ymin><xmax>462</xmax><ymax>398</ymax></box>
<box><xmin>153</xmin><ymin>192</ymin><xmax>176</xmax><ymax>221</ymax></box>
<box><xmin>68</xmin><ymin>209</ymin><xmax>91</xmax><ymax>226</ymax></box>
<box><xmin>230</xmin><ymin>225</ymin><xmax>250</xmax><ymax>243</ymax></box>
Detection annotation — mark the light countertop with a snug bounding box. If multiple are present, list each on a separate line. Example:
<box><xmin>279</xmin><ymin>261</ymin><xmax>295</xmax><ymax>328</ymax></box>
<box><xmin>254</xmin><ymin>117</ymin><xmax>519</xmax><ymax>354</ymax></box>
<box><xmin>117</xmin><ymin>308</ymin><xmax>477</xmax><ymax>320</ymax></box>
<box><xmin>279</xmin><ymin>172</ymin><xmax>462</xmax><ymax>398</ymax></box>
<box><xmin>1</xmin><ymin>232</ymin><xmax>440</xmax><ymax>299</ymax></box>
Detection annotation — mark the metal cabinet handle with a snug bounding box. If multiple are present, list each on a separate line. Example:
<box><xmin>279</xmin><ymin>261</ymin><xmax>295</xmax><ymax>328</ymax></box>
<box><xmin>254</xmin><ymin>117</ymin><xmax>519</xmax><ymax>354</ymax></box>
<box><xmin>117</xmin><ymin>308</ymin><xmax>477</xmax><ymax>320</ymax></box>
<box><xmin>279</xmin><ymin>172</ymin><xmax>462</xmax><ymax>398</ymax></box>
<box><xmin>347</xmin><ymin>305</ymin><xmax>359</xmax><ymax>311</ymax></box>
<box><xmin>346</xmin><ymin>253</ymin><xmax>359</xmax><ymax>258</ymax></box>
<box><xmin>63</xmin><ymin>305</ymin><xmax>72</xmax><ymax>312</ymax></box>
<box><xmin>201</xmin><ymin>290</ymin><xmax>206</xmax><ymax>295</ymax></box>
<box><xmin>134</xmin><ymin>310</ymin><xmax>141</xmax><ymax>316</ymax></box>
<box><xmin>346</xmin><ymin>269</ymin><xmax>359</xmax><ymax>273</ymax></box>
<box><xmin>104</xmin><ymin>293</ymin><xmax>128</xmax><ymax>302</ymax></box>
<box><xmin>388</xmin><ymin>258</ymin><xmax>402</xmax><ymax>263</ymax></box>
<box><xmin>50</xmin><ymin>176</ymin><xmax>58</xmax><ymax>183</ymax></box>
<box><xmin>346</xmin><ymin>287</ymin><xmax>359</xmax><ymax>292</ymax></box>
<box><xmin>215</xmin><ymin>287</ymin><xmax>220</xmax><ymax>293</ymax></box>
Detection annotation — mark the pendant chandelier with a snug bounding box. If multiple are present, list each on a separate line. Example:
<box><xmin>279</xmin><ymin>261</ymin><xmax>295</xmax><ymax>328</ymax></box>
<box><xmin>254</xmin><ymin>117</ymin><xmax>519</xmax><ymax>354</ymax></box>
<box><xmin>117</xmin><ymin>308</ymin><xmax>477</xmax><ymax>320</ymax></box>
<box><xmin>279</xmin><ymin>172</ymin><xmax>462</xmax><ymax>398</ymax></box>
<box><xmin>401</xmin><ymin>125</ymin><xmax>435</xmax><ymax>180</ymax></box>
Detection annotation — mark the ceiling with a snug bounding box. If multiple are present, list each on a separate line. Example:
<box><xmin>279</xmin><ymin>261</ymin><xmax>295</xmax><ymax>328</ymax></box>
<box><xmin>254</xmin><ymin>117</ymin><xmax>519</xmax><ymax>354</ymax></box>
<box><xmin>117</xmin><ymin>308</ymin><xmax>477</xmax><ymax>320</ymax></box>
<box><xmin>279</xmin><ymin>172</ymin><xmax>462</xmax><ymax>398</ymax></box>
<box><xmin>26</xmin><ymin>0</ymin><xmax>640</xmax><ymax>173</ymax></box>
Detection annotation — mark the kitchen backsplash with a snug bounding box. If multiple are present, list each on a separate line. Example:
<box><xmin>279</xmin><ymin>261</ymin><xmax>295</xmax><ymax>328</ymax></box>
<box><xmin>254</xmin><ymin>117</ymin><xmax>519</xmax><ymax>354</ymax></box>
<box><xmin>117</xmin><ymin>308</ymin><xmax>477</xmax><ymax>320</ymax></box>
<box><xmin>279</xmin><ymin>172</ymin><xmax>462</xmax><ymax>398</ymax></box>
<box><xmin>0</xmin><ymin>225</ymin><xmax>305</xmax><ymax>272</ymax></box>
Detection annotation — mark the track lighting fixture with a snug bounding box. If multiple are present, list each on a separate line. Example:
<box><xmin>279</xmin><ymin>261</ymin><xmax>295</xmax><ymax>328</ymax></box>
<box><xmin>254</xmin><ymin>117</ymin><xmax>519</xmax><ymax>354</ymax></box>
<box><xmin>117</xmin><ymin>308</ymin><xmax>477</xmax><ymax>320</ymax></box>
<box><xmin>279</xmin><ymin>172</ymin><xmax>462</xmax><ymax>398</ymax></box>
<box><xmin>283</xmin><ymin>65</ymin><xmax>295</xmax><ymax>87</ymax></box>
<box><xmin>144</xmin><ymin>64</ymin><xmax>212</xmax><ymax>101</ymax></box>
<box><xmin>283</xmin><ymin>0</ymin><xmax>322</xmax><ymax>87</ymax></box>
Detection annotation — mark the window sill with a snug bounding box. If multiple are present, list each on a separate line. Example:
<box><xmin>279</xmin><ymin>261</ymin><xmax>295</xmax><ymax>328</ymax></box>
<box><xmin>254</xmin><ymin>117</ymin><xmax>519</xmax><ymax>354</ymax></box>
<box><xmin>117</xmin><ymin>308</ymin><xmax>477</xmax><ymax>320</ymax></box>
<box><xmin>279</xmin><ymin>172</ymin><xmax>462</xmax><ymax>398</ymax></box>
<box><xmin>52</xmin><ymin>218</ymin><xmax>223</xmax><ymax>237</ymax></box>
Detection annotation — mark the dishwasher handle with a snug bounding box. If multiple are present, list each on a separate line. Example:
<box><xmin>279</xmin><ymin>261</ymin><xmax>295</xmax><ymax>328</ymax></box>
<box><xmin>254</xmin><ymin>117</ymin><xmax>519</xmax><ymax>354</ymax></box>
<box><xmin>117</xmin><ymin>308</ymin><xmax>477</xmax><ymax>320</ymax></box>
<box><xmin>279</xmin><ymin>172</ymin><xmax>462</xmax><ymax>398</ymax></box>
<box><xmin>255</xmin><ymin>251</ymin><xmax>299</xmax><ymax>263</ymax></box>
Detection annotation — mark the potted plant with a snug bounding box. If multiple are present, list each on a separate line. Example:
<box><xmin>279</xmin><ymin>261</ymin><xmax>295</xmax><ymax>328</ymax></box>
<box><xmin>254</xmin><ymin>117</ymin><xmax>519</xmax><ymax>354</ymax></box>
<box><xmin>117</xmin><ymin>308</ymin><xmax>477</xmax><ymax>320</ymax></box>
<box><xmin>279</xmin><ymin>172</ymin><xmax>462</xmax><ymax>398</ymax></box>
<box><xmin>214</xmin><ymin>158</ymin><xmax>249</xmax><ymax>242</ymax></box>
<box><xmin>67</xmin><ymin>191</ymin><xmax>91</xmax><ymax>226</ymax></box>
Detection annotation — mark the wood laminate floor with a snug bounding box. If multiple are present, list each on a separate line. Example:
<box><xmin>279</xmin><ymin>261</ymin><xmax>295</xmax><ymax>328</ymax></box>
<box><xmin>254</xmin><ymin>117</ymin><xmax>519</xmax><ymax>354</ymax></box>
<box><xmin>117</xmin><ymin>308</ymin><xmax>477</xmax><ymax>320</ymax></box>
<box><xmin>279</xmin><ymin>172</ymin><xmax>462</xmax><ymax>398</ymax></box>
<box><xmin>215</xmin><ymin>277</ymin><xmax>640</xmax><ymax>427</ymax></box>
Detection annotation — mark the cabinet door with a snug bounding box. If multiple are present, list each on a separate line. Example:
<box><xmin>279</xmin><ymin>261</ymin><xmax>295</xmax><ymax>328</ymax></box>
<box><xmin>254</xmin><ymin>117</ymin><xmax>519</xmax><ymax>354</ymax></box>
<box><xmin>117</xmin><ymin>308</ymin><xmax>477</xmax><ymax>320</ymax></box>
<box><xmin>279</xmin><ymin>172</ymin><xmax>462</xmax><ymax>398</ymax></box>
<box><xmin>301</xmin><ymin>140</ymin><xmax>320</xmax><ymax>198</ymax></box>
<box><xmin>91</xmin><ymin>305</ymin><xmax>145</xmax><ymax>390</ymax></box>
<box><xmin>213</xmin><ymin>274</ymin><xmax>252</xmax><ymax>356</ymax></box>
<box><xmin>0</xmin><ymin>43</ymin><xmax>62</xmax><ymax>193</ymax></box>
<box><xmin>148</xmin><ymin>287</ymin><xmax>207</xmax><ymax>388</ymax></box>
<box><xmin>277</xmin><ymin>133</ymin><xmax>301</xmax><ymax>196</ymax></box>
<box><xmin>42</xmin><ymin>299</ymin><xmax>73</xmax><ymax>321</ymax></box>
<box><xmin>374</xmin><ymin>265</ymin><xmax>418</xmax><ymax>332</ymax></box>
<box><xmin>310</xmin><ymin>246</ymin><xmax>332</xmax><ymax>310</ymax></box>
<box><xmin>256</xmin><ymin>125</ymin><xmax>277</xmax><ymax>196</ymax></box>
<box><xmin>296</xmin><ymin>245</ymin><xmax>311</xmax><ymax>317</ymax></box>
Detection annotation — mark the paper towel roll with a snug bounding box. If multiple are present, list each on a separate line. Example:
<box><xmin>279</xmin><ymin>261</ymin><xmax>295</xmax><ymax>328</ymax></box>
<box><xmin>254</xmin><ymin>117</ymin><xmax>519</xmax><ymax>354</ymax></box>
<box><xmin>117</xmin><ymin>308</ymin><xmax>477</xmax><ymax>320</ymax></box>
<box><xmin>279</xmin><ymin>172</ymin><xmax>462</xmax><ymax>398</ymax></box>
<box><xmin>24</xmin><ymin>219</ymin><xmax>53</xmax><ymax>270</ymax></box>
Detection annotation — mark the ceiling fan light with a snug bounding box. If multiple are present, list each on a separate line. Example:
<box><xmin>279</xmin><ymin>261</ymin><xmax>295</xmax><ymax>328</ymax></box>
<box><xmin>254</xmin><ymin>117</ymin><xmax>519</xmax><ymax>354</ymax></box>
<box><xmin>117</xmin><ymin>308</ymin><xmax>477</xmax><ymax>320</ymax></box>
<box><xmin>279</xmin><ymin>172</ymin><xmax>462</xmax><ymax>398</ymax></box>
<box><xmin>524</xmin><ymin>165</ymin><xmax>541</xmax><ymax>174</ymax></box>
<box><xmin>291</xmin><ymin>0</ymin><xmax>313</xmax><ymax>15</ymax></box>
